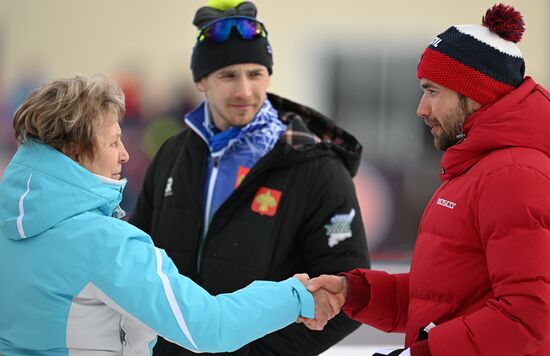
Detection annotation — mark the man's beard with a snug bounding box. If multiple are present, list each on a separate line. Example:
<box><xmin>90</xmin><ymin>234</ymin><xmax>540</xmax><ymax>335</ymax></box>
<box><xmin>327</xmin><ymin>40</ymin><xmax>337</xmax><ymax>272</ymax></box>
<box><xmin>434</xmin><ymin>96</ymin><xmax>473</xmax><ymax>151</ymax></box>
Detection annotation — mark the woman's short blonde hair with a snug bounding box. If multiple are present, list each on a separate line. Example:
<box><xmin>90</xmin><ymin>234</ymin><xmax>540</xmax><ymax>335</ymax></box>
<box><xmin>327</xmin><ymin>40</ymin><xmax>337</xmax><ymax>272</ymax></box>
<box><xmin>13</xmin><ymin>74</ymin><xmax>125</xmax><ymax>161</ymax></box>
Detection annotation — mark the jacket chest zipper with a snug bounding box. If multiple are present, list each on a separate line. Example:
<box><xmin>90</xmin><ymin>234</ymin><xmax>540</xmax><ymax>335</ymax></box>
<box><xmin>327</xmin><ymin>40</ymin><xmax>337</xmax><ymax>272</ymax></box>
<box><xmin>199</xmin><ymin>155</ymin><xmax>221</xmax><ymax>271</ymax></box>
<box><xmin>420</xmin><ymin>181</ymin><xmax>450</xmax><ymax>231</ymax></box>
<box><xmin>204</xmin><ymin>156</ymin><xmax>221</xmax><ymax>232</ymax></box>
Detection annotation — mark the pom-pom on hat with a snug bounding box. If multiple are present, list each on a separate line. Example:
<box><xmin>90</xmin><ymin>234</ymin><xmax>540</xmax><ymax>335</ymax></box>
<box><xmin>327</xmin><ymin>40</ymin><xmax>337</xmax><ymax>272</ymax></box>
<box><xmin>191</xmin><ymin>0</ymin><xmax>273</xmax><ymax>82</ymax></box>
<box><xmin>417</xmin><ymin>3</ymin><xmax>526</xmax><ymax>106</ymax></box>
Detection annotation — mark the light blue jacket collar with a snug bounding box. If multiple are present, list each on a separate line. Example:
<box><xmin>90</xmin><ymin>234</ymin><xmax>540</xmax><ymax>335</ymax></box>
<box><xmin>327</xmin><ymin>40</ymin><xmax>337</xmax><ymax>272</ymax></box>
<box><xmin>0</xmin><ymin>140</ymin><xmax>127</xmax><ymax>241</ymax></box>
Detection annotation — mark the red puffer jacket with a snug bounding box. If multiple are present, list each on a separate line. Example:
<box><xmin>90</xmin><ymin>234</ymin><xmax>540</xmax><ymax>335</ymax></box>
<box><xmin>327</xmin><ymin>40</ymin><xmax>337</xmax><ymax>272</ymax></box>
<box><xmin>345</xmin><ymin>77</ymin><xmax>550</xmax><ymax>355</ymax></box>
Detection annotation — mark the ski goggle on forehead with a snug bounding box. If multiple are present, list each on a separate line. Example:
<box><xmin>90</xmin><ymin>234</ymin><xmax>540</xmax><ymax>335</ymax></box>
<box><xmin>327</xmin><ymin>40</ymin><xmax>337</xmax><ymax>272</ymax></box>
<box><xmin>196</xmin><ymin>16</ymin><xmax>268</xmax><ymax>44</ymax></box>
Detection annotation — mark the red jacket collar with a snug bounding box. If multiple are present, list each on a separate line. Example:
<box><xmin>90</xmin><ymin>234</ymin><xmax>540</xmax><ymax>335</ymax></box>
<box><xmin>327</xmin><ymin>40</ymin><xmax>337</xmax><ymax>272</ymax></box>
<box><xmin>440</xmin><ymin>77</ymin><xmax>550</xmax><ymax>181</ymax></box>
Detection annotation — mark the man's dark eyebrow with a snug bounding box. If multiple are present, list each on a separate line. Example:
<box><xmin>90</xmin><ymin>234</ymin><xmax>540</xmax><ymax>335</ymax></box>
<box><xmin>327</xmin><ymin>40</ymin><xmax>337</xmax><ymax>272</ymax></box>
<box><xmin>217</xmin><ymin>69</ymin><xmax>235</xmax><ymax>76</ymax></box>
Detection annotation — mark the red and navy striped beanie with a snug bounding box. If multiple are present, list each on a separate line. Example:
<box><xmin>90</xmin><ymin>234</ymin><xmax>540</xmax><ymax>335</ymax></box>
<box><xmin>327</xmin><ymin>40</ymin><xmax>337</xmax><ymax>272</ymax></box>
<box><xmin>417</xmin><ymin>4</ymin><xmax>526</xmax><ymax>106</ymax></box>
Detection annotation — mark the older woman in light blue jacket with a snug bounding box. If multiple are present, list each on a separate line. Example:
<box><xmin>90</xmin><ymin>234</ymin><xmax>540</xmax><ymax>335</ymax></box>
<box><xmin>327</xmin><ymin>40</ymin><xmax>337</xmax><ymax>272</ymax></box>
<box><xmin>0</xmin><ymin>74</ymin><xmax>335</xmax><ymax>355</ymax></box>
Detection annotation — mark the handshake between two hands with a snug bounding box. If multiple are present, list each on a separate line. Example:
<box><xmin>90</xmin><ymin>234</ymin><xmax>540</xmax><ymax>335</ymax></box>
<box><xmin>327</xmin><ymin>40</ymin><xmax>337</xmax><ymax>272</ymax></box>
<box><xmin>293</xmin><ymin>274</ymin><xmax>411</xmax><ymax>356</ymax></box>
<box><xmin>293</xmin><ymin>273</ymin><xmax>348</xmax><ymax>331</ymax></box>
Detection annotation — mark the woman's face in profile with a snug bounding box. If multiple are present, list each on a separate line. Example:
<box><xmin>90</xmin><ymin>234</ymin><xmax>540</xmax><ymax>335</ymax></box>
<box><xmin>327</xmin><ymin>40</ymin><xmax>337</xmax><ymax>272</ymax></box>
<box><xmin>79</xmin><ymin>113</ymin><xmax>129</xmax><ymax>180</ymax></box>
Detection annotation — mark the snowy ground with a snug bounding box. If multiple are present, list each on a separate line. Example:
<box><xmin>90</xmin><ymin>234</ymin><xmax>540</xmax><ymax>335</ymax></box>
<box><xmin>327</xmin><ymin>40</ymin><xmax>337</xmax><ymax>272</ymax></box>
<box><xmin>321</xmin><ymin>345</ymin><xmax>402</xmax><ymax>355</ymax></box>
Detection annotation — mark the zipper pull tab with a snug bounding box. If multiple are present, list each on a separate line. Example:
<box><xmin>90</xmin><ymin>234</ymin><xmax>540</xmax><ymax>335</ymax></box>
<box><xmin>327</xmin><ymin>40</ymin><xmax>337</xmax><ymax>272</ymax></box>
<box><xmin>213</xmin><ymin>156</ymin><xmax>220</xmax><ymax>168</ymax></box>
<box><xmin>120</xmin><ymin>328</ymin><xmax>127</xmax><ymax>346</ymax></box>
<box><xmin>424</xmin><ymin>322</ymin><xmax>437</xmax><ymax>333</ymax></box>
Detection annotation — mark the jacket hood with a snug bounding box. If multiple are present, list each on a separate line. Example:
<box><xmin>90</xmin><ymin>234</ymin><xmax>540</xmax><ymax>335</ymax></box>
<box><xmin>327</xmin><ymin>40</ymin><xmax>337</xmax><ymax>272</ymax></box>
<box><xmin>440</xmin><ymin>77</ymin><xmax>550</xmax><ymax>180</ymax></box>
<box><xmin>0</xmin><ymin>140</ymin><xmax>126</xmax><ymax>241</ymax></box>
<box><xmin>267</xmin><ymin>93</ymin><xmax>363</xmax><ymax>177</ymax></box>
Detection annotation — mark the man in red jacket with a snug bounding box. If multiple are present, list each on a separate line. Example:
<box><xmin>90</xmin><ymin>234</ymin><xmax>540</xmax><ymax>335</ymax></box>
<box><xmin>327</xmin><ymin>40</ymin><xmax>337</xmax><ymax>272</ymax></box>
<box><xmin>306</xmin><ymin>4</ymin><xmax>550</xmax><ymax>356</ymax></box>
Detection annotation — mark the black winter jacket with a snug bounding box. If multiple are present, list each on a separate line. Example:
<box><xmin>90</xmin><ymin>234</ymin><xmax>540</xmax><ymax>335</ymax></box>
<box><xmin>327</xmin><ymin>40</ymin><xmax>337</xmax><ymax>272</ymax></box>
<box><xmin>130</xmin><ymin>93</ymin><xmax>370</xmax><ymax>355</ymax></box>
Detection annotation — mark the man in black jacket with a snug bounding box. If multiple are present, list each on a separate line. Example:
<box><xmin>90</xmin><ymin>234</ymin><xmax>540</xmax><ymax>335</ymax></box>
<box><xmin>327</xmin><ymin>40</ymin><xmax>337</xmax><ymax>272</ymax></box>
<box><xmin>130</xmin><ymin>1</ymin><xmax>369</xmax><ymax>355</ymax></box>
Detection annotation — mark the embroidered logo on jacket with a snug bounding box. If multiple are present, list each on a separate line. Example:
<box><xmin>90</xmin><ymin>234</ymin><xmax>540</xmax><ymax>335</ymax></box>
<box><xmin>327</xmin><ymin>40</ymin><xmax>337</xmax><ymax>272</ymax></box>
<box><xmin>431</xmin><ymin>36</ymin><xmax>442</xmax><ymax>47</ymax></box>
<box><xmin>436</xmin><ymin>197</ymin><xmax>456</xmax><ymax>209</ymax></box>
<box><xmin>164</xmin><ymin>177</ymin><xmax>174</xmax><ymax>197</ymax></box>
<box><xmin>251</xmin><ymin>187</ymin><xmax>281</xmax><ymax>216</ymax></box>
<box><xmin>325</xmin><ymin>208</ymin><xmax>356</xmax><ymax>247</ymax></box>
<box><xmin>235</xmin><ymin>166</ymin><xmax>250</xmax><ymax>188</ymax></box>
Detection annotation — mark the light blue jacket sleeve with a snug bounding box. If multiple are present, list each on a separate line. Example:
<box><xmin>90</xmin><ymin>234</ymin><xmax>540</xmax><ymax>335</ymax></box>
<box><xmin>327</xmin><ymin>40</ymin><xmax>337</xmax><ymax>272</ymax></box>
<box><xmin>90</xmin><ymin>223</ymin><xmax>315</xmax><ymax>352</ymax></box>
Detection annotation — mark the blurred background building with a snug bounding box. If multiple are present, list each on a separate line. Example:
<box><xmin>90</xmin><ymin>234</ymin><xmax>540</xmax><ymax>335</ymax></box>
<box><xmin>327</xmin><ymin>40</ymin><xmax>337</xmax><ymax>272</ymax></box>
<box><xmin>0</xmin><ymin>0</ymin><xmax>548</xmax><ymax>353</ymax></box>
